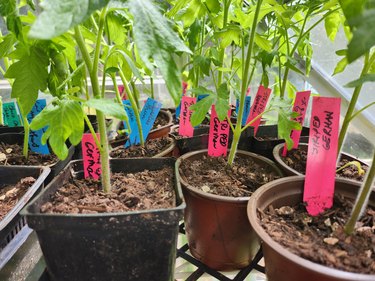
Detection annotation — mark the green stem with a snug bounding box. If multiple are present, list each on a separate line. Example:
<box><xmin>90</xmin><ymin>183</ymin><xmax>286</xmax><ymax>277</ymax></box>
<box><xmin>227</xmin><ymin>0</ymin><xmax>263</xmax><ymax>166</ymax></box>
<box><xmin>111</xmin><ymin>74</ymin><xmax>123</xmax><ymax>104</ymax></box>
<box><xmin>150</xmin><ymin>76</ymin><xmax>154</xmax><ymax>99</ymax></box>
<box><xmin>338</xmin><ymin>52</ymin><xmax>375</xmax><ymax>155</ymax></box>
<box><xmin>345</xmin><ymin>151</ymin><xmax>375</xmax><ymax>235</ymax></box>
<box><xmin>83</xmin><ymin>114</ymin><xmax>102</xmax><ymax>151</ymax></box>
<box><xmin>348</xmin><ymin>101</ymin><xmax>375</xmax><ymax>123</ymax></box>
<box><xmin>56</xmin><ymin>62</ymin><xmax>85</xmax><ymax>91</ymax></box>
<box><xmin>17</xmin><ymin>100</ymin><xmax>29</xmax><ymax>159</ymax></box>
<box><xmin>217</xmin><ymin>0</ymin><xmax>231</xmax><ymax>87</ymax></box>
<box><xmin>74</xmin><ymin>8</ymin><xmax>111</xmax><ymax>193</ymax></box>
<box><xmin>118</xmin><ymin>69</ymin><xmax>144</xmax><ymax>145</ymax></box>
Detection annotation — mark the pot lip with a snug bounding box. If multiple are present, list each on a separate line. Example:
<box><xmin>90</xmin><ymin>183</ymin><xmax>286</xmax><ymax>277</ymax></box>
<box><xmin>273</xmin><ymin>143</ymin><xmax>370</xmax><ymax>179</ymax></box>
<box><xmin>149</xmin><ymin>109</ymin><xmax>173</xmax><ymax>133</ymax></box>
<box><xmin>21</xmin><ymin>158</ymin><xmax>186</xmax><ymax>218</ymax></box>
<box><xmin>247</xmin><ymin>175</ymin><xmax>374</xmax><ymax>280</ymax></box>
<box><xmin>176</xmin><ymin>149</ymin><xmax>283</xmax><ymax>202</ymax></box>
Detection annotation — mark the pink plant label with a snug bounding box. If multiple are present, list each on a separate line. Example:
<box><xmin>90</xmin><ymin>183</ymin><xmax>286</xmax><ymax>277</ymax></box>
<box><xmin>118</xmin><ymin>85</ymin><xmax>127</xmax><ymax>100</ymax></box>
<box><xmin>208</xmin><ymin>106</ymin><xmax>230</xmax><ymax>157</ymax></box>
<box><xmin>82</xmin><ymin>133</ymin><xmax>101</xmax><ymax>180</ymax></box>
<box><xmin>282</xmin><ymin>91</ymin><xmax>311</xmax><ymax>156</ymax></box>
<box><xmin>182</xmin><ymin>81</ymin><xmax>188</xmax><ymax>95</ymax></box>
<box><xmin>246</xmin><ymin>85</ymin><xmax>271</xmax><ymax>135</ymax></box>
<box><xmin>303</xmin><ymin>97</ymin><xmax>341</xmax><ymax>216</ymax></box>
<box><xmin>179</xmin><ymin>96</ymin><xmax>196</xmax><ymax>137</ymax></box>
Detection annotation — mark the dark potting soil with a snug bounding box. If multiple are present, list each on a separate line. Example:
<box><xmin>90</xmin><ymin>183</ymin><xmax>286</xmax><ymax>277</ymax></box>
<box><xmin>153</xmin><ymin>113</ymin><xmax>170</xmax><ymax>129</ymax></box>
<box><xmin>109</xmin><ymin>137</ymin><xmax>173</xmax><ymax>158</ymax></box>
<box><xmin>0</xmin><ymin>177</ymin><xmax>36</xmax><ymax>220</ymax></box>
<box><xmin>40</xmin><ymin>167</ymin><xmax>175</xmax><ymax>214</ymax></box>
<box><xmin>282</xmin><ymin>148</ymin><xmax>368</xmax><ymax>182</ymax></box>
<box><xmin>260</xmin><ymin>195</ymin><xmax>375</xmax><ymax>274</ymax></box>
<box><xmin>0</xmin><ymin>143</ymin><xmax>58</xmax><ymax>166</ymax></box>
<box><xmin>179</xmin><ymin>155</ymin><xmax>280</xmax><ymax>197</ymax></box>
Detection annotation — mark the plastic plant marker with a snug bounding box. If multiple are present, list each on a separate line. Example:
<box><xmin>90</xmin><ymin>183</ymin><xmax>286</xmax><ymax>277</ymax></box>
<box><xmin>246</xmin><ymin>85</ymin><xmax>271</xmax><ymax>136</ymax></box>
<box><xmin>118</xmin><ymin>85</ymin><xmax>127</xmax><ymax>100</ymax></box>
<box><xmin>125</xmin><ymin>98</ymin><xmax>162</xmax><ymax>147</ymax></box>
<box><xmin>197</xmin><ymin>94</ymin><xmax>209</xmax><ymax>102</ymax></box>
<box><xmin>303</xmin><ymin>97</ymin><xmax>341</xmax><ymax>216</ymax></box>
<box><xmin>82</xmin><ymin>133</ymin><xmax>101</xmax><ymax>180</ymax></box>
<box><xmin>122</xmin><ymin>100</ymin><xmax>139</xmax><ymax>139</ymax></box>
<box><xmin>208</xmin><ymin>106</ymin><xmax>230</xmax><ymax>157</ymax></box>
<box><xmin>27</xmin><ymin>99</ymin><xmax>50</xmax><ymax>154</ymax></box>
<box><xmin>2</xmin><ymin>102</ymin><xmax>21</xmax><ymax>127</ymax></box>
<box><xmin>179</xmin><ymin>96</ymin><xmax>197</xmax><ymax>137</ymax></box>
<box><xmin>241</xmin><ymin>96</ymin><xmax>252</xmax><ymax>126</ymax></box>
<box><xmin>175</xmin><ymin>82</ymin><xmax>188</xmax><ymax>120</ymax></box>
<box><xmin>282</xmin><ymin>91</ymin><xmax>311</xmax><ymax>156</ymax></box>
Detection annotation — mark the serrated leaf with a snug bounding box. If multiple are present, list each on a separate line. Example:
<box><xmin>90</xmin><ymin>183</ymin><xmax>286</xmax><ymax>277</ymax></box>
<box><xmin>344</xmin><ymin>73</ymin><xmax>375</xmax><ymax>87</ymax></box>
<box><xmin>254</xmin><ymin>33</ymin><xmax>272</xmax><ymax>53</ymax></box>
<box><xmin>215</xmin><ymin>98</ymin><xmax>229</xmax><ymax>121</ymax></box>
<box><xmin>0</xmin><ymin>0</ymin><xmax>16</xmax><ymax>17</ymax></box>
<box><xmin>333</xmin><ymin>56</ymin><xmax>348</xmax><ymax>75</ymax></box>
<box><xmin>29</xmin><ymin>100</ymin><xmax>84</xmax><ymax>160</ymax></box>
<box><xmin>4</xmin><ymin>46</ymin><xmax>49</xmax><ymax>114</ymax></box>
<box><xmin>193</xmin><ymin>55</ymin><xmax>211</xmax><ymax>76</ymax></box>
<box><xmin>167</xmin><ymin>0</ymin><xmax>192</xmax><ymax>17</ymax></box>
<box><xmin>86</xmin><ymin>98</ymin><xmax>127</xmax><ymax>120</ymax></box>
<box><xmin>29</xmin><ymin>0</ymin><xmax>110</xmax><ymax>39</ymax></box>
<box><xmin>214</xmin><ymin>25</ymin><xmax>241</xmax><ymax>49</ymax></box>
<box><xmin>278</xmin><ymin>109</ymin><xmax>302</xmax><ymax>150</ymax></box>
<box><xmin>107</xmin><ymin>11</ymin><xmax>126</xmax><ymax>46</ymax></box>
<box><xmin>0</xmin><ymin>33</ymin><xmax>16</xmax><ymax>59</ymax></box>
<box><xmin>324</xmin><ymin>10</ymin><xmax>341</xmax><ymax>41</ymax></box>
<box><xmin>129</xmin><ymin>0</ymin><xmax>191</xmax><ymax>106</ymax></box>
<box><xmin>190</xmin><ymin>94</ymin><xmax>215</xmax><ymax>126</ymax></box>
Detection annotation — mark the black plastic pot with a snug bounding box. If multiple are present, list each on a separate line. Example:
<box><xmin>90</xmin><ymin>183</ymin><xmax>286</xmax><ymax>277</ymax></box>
<box><xmin>0</xmin><ymin>133</ymin><xmax>75</xmax><ymax>184</ymax></box>
<box><xmin>249</xmin><ymin>125</ymin><xmax>309</xmax><ymax>160</ymax></box>
<box><xmin>0</xmin><ymin>166</ymin><xmax>50</xmax><ymax>269</ymax></box>
<box><xmin>0</xmin><ymin>126</ymin><xmax>24</xmax><ymax>134</ymax></box>
<box><xmin>21</xmin><ymin>158</ymin><xmax>185</xmax><ymax>281</ymax></box>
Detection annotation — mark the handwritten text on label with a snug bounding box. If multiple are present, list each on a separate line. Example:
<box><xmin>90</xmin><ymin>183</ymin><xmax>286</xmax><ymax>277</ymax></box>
<box><xmin>208</xmin><ymin>106</ymin><xmax>230</xmax><ymax>157</ymax></box>
<box><xmin>82</xmin><ymin>133</ymin><xmax>101</xmax><ymax>180</ymax></box>
<box><xmin>179</xmin><ymin>96</ymin><xmax>196</xmax><ymax>137</ymax></box>
<box><xmin>27</xmin><ymin>99</ymin><xmax>50</xmax><ymax>154</ymax></box>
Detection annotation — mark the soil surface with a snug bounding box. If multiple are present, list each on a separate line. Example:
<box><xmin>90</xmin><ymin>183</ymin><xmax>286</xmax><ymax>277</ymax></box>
<box><xmin>179</xmin><ymin>154</ymin><xmax>280</xmax><ymax>197</ymax></box>
<box><xmin>281</xmin><ymin>147</ymin><xmax>368</xmax><ymax>182</ymax></box>
<box><xmin>109</xmin><ymin>137</ymin><xmax>174</xmax><ymax>158</ymax></box>
<box><xmin>260</xmin><ymin>195</ymin><xmax>375</xmax><ymax>274</ymax></box>
<box><xmin>0</xmin><ymin>177</ymin><xmax>36</xmax><ymax>220</ymax></box>
<box><xmin>0</xmin><ymin>143</ymin><xmax>58</xmax><ymax>166</ymax></box>
<box><xmin>153</xmin><ymin>112</ymin><xmax>170</xmax><ymax>129</ymax></box>
<box><xmin>40</xmin><ymin>167</ymin><xmax>175</xmax><ymax>214</ymax></box>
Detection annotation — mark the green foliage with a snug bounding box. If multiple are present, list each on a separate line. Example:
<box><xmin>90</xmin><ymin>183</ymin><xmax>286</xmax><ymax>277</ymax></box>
<box><xmin>0</xmin><ymin>0</ymin><xmax>16</xmax><ymax>17</ymax></box>
<box><xmin>85</xmin><ymin>98</ymin><xmax>128</xmax><ymax>120</ymax></box>
<box><xmin>189</xmin><ymin>87</ymin><xmax>215</xmax><ymax>126</ymax></box>
<box><xmin>29</xmin><ymin>0</ymin><xmax>110</xmax><ymax>39</ymax></box>
<box><xmin>128</xmin><ymin>0</ymin><xmax>191</xmax><ymax>106</ymax></box>
<box><xmin>4</xmin><ymin>45</ymin><xmax>49</xmax><ymax>114</ymax></box>
<box><xmin>344</xmin><ymin>73</ymin><xmax>375</xmax><ymax>87</ymax></box>
<box><xmin>29</xmin><ymin>100</ymin><xmax>84</xmax><ymax>160</ymax></box>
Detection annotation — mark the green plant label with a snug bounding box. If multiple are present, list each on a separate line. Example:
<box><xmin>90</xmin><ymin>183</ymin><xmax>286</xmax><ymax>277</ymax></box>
<box><xmin>2</xmin><ymin>102</ymin><xmax>21</xmax><ymax>127</ymax></box>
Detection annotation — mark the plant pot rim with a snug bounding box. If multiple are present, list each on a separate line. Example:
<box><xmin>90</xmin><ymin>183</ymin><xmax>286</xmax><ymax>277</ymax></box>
<box><xmin>149</xmin><ymin>109</ymin><xmax>173</xmax><ymax>134</ymax></box>
<box><xmin>176</xmin><ymin>149</ymin><xmax>283</xmax><ymax>202</ymax></box>
<box><xmin>21</xmin><ymin>158</ymin><xmax>185</xmax><ymax>219</ymax></box>
<box><xmin>247</xmin><ymin>175</ymin><xmax>374</xmax><ymax>280</ymax></box>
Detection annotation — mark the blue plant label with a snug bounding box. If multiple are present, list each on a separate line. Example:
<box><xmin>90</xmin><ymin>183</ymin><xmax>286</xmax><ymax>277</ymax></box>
<box><xmin>27</xmin><ymin>99</ymin><xmax>50</xmax><ymax>154</ymax></box>
<box><xmin>197</xmin><ymin>94</ymin><xmax>209</xmax><ymax>102</ymax></box>
<box><xmin>175</xmin><ymin>102</ymin><xmax>181</xmax><ymax>120</ymax></box>
<box><xmin>122</xmin><ymin>100</ymin><xmax>139</xmax><ymax>139</ymax></box>
<box><xmin>242</xmin><ymin>96</ymin><xmax>251</xmax><ymax>126</ymax></box>
<box><xmin>3</xmin><ymin>101</ymin><xmax>21</xmax><ymax>127</ymax></box>
<box><xmin>235</xmin><ymin>99</ymin><xmax>240</xmax><ymax>115</ymax></box>
<box><xmin>125</xmin><ymin>98</ymin><xmax>162</xmax><ymax>147</ymax></box>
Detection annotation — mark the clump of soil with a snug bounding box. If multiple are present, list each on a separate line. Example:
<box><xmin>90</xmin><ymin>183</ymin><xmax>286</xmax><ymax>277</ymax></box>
<box><xmin>282</xmin><ymin>148</ymin><xmax>368</xmax><ymax>182</ymax></box>
<box><xmin>153</xmin><ymin>112</ymin><xmax>170</xmax><ymax>129</ymax></box>
<box><xmin>179</xmin><ymin>154</ymin><xmax>280</xmax><ymax>197</ymax></box>
<box><xmin>0</xmin><ymin>177</ymin><xmax>36</xmax><ymax>220</ymax></box>
<box><xmin>260</xmin><ymin>195</ymin><xmax>375</xmax><ymax>274</ymax></box>
<box><xmin>109</xmin><ymin>137</ymin><xmax>174</xmax><ymax>158</ymax></box>
<box><xmin>40</xmin><ymin>167</ymin><xmax>176</xmax><ymax>214</ymax></box>
<box><xmin>0</xmin><ymin>143</ymin><xmax>58</xmax><ymax>166</ymax></box>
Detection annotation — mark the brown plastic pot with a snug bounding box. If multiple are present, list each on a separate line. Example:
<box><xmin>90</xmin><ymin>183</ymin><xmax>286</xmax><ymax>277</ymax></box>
<box><xmin>247</xmin><ymin>176</ymin><xmax>375</xmax><ymax>281</ymax></box>
<box><xmin>273</xmin><ymin>143</ymin><xmax>369</xmax><ymax>184</ymax></box>
<box><xmin>175</xmin><ymin>149</ymin><xmax>283</xmax><ymax>270</ymax></box>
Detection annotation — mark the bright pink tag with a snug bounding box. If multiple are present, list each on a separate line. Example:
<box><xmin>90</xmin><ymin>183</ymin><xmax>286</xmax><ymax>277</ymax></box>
<box><xmin>118</xmin><ymin>85</ymin><xmax>128</xmax><ymax>100</ymax></box>
<box><xmin>179</xmin><ymin>96</ymin><xmax>197</xmax><ymax>137</ymax></box>
<box><xmin>246</xmin><ymin>85</ymin><xmax>271</xmax><ymax>136</ymax></box>
<box><xmin>182</xmin><ymin>81</ymin><xmax>188</xmax><ymax>95</ymax></box>
<box><xmin>282</xmin><ymin>91</ymin><xmax>311</xmax><ymax>156</ymax></box>
<box><xmin>82</xmin><ymin>133</ymin><xmax>101</xmax><ymax>180</ymax></box>
<box><xmin>303</xmin><ymin>97</ymin><xmax>340</xmax><ymax>216</ymax></box>
<box><xmin>208</xmin><ymin>106</ymin><xmax>230</xmax><ymax>157</ymax></box>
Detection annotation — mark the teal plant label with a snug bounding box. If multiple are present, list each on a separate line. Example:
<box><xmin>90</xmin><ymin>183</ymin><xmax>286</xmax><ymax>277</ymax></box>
<box><xmin>3</xmin><ymin>102</ymin><xmax>21</xmax><ymax>127</ymax></box>
<box><xmin>27</xmin><ymin>99</ymin><xmax>50</xmax><ymax>154</ymax></box>
<box><xmin>122</xmin><ymin>100</ymin><xmax>139</xmax><ymax>139</ymax></box>
<box><xmin>125</xmin><ymin>98</ymin><xmax>162</xmax><ymax>147</ymax></box>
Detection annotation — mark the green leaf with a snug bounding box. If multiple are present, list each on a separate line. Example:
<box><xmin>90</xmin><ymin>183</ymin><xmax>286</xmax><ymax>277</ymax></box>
<box><xmin>215</xmin><ymin>98</ymin><xmax>230</xmax><ymax>121</ymax></box>
<box><xmin>193</xmin><ymin>55</ymin><xmax>211</xmax><ymax>76</ymax></box>
<box><xmin>85</xmin><ymin>98</ymin><xmax>128</xmax><ymax>120</ymax></box>
<box><xmin>332</xmin><ymin>56</ymin><xmax>348</xmax><ymax>75</ymax></box>
<box><xmin>106</xmin><ymin>11</ymin><xmax>126</xmax><ymax>46</ymax></box>
<box><xmin>29</xmin><ymin>0</ymin><xmax>110</xmax><ymax>39</ymax></box>
<box><xmin>324</xmin><ymin>10</ymin><xmax>341</xmax><ymax>41</ymax></box>
<box><xmin>4</xmin><ymin>45</ymin><xmax>49</xmax><ymax>114</ymax></box>
<box><xmin>167</xmin><ymin>0</ymin><xmax>192</xmax><ymax>17</ymax></box>
<box><xmin>29</xmin><ymin>100</ymin><xmax>84</xmax><ymax>160</ymax></box>
<box><xmin>0</xmin><ymin>0</ymin><xmax>16</xmax><ymax>17</ymax></box>
<box><xmin>285</xmin><ymin>60</ymin><xmax>305</xmax><ymax>76</ymax></box>
<box><xmin>190</xmin><ymin>94</ymin><xmax>215</xmax><ymax>126</ymax></box>
<box><xmin>344</xmin><ymin>73</ymin><xmax>375</xmax><ymax>87</ymax></box>
<box><xmin>0</xmin><ymin>33</ymin><xmax>16</xmax><ymax>59</ymax></box>
<box><xmin>214</xmin><ymin>25</ymin><xmax>241</xmax><ymax>49</ymax></box>
<box><xmin>278</xmin><ymin>109</ymin><xmax>302</xmax><ymax>150</ymax></box>
<box><xmin>128</xmin><ymin>0</ymin><xmax>191</xmax><ymax>106</ymax></box>
<box><xmin>254</xmin><ymin>33</ymin><xmax>272</xmax><ymax>53</ymax></box>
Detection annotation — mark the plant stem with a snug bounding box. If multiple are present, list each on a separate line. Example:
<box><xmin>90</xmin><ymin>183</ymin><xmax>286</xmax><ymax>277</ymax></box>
<box><xmin>118</xmin><ymin>69</ymin><xmax>145</xmax><ymax>146</ymax></box>
<box><xmin>345</xmin><ymin>151</ymin><xmax>375</xmax><ymax>235</ymax></box>
<box><xmin>227</xmin><ymin>0</ymin><xmax>263</xmax><ymax>166</ymax></box>
<box><xmin>150</xmin><ymin>76</ymin><xmax>154</xmax><ymax>99</ymax></box>
<box><xmin>83</xmin><ymin>114</ymin><xmax>102</xmax><ymax>151</ymax></box>
<box><xmin>338</xmin><ymin>52</ymin><xmax>375</xmax><ymax>155</ymax></box>
<box><xmin>74</xmin><ymin>8</ymin><xmax>111</xmax><ymax>193</ymax></box>
<box><xmin>217</xmin><ymin>0</ymin><xmax>231</xmax><ymax>87</ymax></box>
<box><xmin>17</xmin><ymin>99</ymin><xmax>29</xmax><ymax>159</ymax></box>
<box><xmin>111</xmin><ymin>74</ymin><xmax>123</xmax><ymax>104</ymax></box>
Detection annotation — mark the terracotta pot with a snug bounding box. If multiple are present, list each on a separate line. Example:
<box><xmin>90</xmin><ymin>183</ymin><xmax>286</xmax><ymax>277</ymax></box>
<box><xmin>176</xmin><ymin>149</ymin><xmax>283</xmax><ymax>270</ymax></box>
<box><xmin>247</xmin><ymin>176</ymin><xmax>375</xmax><ymax>281</ymax></box>
<box><xmin>273</xmin><ymin>143</ymin><xmax>369</xmax><ymax>184</ymax></box>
